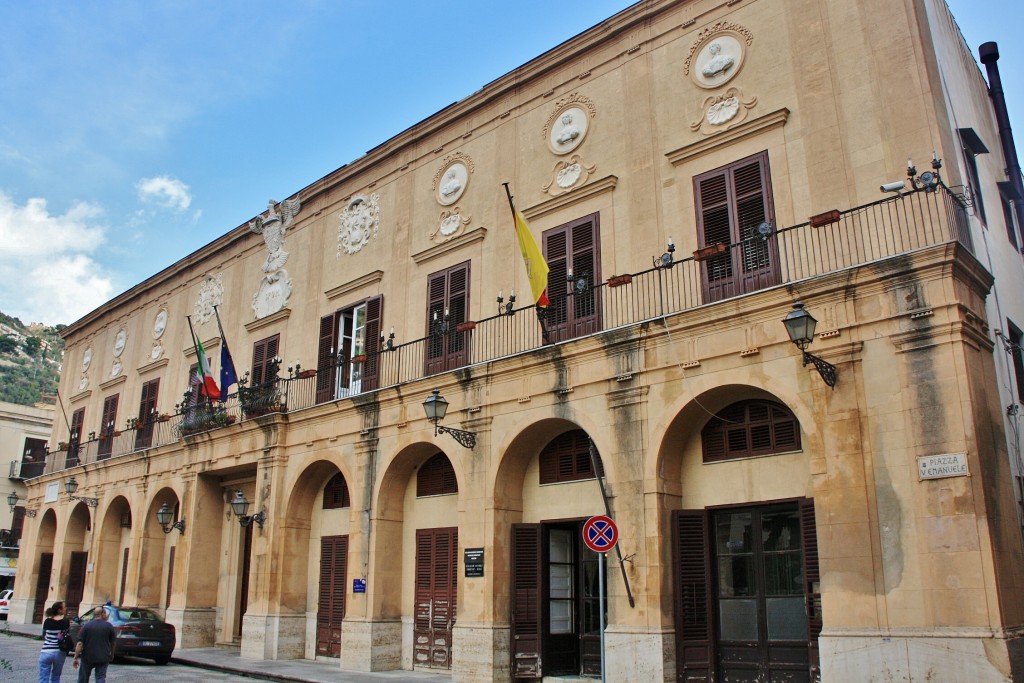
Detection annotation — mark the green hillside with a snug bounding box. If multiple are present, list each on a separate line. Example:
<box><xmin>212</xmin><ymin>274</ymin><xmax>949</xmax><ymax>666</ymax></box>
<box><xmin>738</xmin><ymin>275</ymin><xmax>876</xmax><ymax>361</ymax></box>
<box><xmin>0</xmin><ymin>311</ymin><xmax>64</xmax><ymax>406</ymax></box>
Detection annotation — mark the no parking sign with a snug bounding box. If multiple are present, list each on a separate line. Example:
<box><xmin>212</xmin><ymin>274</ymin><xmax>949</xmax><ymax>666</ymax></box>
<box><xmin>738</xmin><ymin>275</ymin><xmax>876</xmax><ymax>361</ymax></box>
<box><xmin>582</xmin><ymin>515</ymin><xmax>618</xmax><ymax>553</ymax></box>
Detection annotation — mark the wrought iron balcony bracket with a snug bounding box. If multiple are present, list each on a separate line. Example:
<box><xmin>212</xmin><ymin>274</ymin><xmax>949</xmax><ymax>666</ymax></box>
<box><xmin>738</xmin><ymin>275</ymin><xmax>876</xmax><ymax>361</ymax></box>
<box><xmin>69</xmin><ymin>495</ymin><xmax>99</xmax><ymax>508</ymax></box>
<box><xmin>803</xmin><ymin>350</ymin><xmax>837</xmax><ymax>388</ymax></box>
<box><xmin>435</xmin><ymin>424</ymin><xmax>477</xmax><ymax>449</ymax></box>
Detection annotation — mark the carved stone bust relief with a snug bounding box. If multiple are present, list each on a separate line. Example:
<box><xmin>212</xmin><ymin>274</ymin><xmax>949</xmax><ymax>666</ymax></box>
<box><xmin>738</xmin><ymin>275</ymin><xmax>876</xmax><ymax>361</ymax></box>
<box><xmin>82</xmin><ymin>347</ymin><xmax>92</xmax><ymax>372</ymax></box>
<box><xmin>153</xmin><ymin>309</ymin><xmax>168</xmax><ymax>339</ymax></box>
<box><xmin>686</xmin><ymin>23</ymin><xmax>752</xmax><ymax>90</ymax></box>
<box><xmin>112</xmin><ymin>329</ymin><xmax>127</xmax><ymax>358</ymax></box>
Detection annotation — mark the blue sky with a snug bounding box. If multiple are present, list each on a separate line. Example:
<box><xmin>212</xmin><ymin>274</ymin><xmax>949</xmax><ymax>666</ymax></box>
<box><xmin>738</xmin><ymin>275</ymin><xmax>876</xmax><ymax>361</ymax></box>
<box><xmin>0</xmin><ymin>0</ymin><xmax>1018</xmax><ymax>326</ymax></box>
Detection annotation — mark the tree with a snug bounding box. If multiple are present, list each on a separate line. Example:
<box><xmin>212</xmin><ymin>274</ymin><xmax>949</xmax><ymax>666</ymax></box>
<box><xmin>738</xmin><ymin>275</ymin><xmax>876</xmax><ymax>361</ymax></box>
<box><xmin>22</xmin><ymin>336</ymin><xmax>41</xmax><ymax>356</ymax></box>
<box><xmin>0</xmin><ymin>336</ymin><xmax>17</xmax><ymax>354</ymax></box>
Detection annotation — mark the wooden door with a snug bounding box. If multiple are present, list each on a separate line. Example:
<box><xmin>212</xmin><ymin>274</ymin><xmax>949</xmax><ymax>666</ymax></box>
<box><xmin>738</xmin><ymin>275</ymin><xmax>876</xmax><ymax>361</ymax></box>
<box><xmin>166</xmin><ymin>546</ymin><xmax>175</xmax><ymax>608</ymax></box>
<box><xmin>119</xmin><ymin>548</ymin><xmax>129</xmax><ymax>606</ymax></box>
<box><xmin>511</xmin><ymin>524</ymin><xmax>543</xmax><ymax>679</ymax></box>
<box><xmin>236</xmin><ymin>522</ymin><xmax>253</xmax><ymax>638</ymax></box>
<box><xmin>33</xmin><ymin>552</ymin><xmax>53</xmax><ymax>623</ymax></box>
<box><xmin>414</xmin><ymin>527</ymin><xmax>457</xmax><ymax>669</ymax></box>
<box><xmin>542</xmin><ymin>215</ymin><xmax>602</xmax><ymax>344</ymax></box>
<box><xmin>66</xmin><ymin>551</ymin><xmax>88</xmax><ymax>617</ymax></box>
<box><xmin>316</xmin><ymin>535</ymin><xmax>348</xmax><ymax>657</ymax></box>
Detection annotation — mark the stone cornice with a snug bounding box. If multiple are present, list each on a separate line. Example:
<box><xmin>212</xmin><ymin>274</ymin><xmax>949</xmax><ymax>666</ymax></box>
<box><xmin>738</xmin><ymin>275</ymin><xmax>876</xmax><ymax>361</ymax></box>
<box><xmin>325</xmin><ymin>270</ymin><xmax>384</xmax><ymax>302</ymax></box>
<box><xmin>666</xmin><ymin>108</ymin><xmax>790</xmax><ymax>166</ymax></box>
<box><xmin>244</xmin><ymin>309</ymin><xmax>291</xmax><ymax>334</ymax></box>
<box><xmin>136</xmin><ymin>357</ymin><xmax>170</xmax><ymax>376</ymax></box>
<box><xmin>522</xmin><ymin>176</ymin><xmax>618</xmax><ymax>221</ymax></box>
<box><xmin>411</xmin><ymin>227</ymin><xmax>487</xmax><ymax>265</ymax></box>
<box><xmin>98</xmin><ymin>374</ymin><xmax>128</xmax><ymax>391</ymax></box>
<box><xmin>183</xmin><ymin>337</ymin><xmax>220</xmax><ymax>359</ymax></box>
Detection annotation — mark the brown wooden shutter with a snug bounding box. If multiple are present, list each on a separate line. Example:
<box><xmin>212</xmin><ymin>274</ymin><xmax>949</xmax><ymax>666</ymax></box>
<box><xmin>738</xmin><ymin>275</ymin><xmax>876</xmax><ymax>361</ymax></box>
<box><xmin>800</xmin><ymin>498</ymin><xmax>822</xmax><ymax>676</ymax></box>
<box><xmin>251</xmin><ymin>334</ymin><xmax>280</xmax><ymax>386</ymax></box>
<box><xmin>135</xmin><ymin>379</ymin><xmax>160</xmax><ymax>449</ymax></box>
<box><xmin>417</xmin><ymin>453</ymin><xmax>458</xmax><ymax>497</ymax></box>
<box><xmin>10</xmin><ymin>506</ymin><xmax>25</xmax><ymax>544</ymax></box>
<box><xmin>166</xmin><ymin>546</ymin><xmax>175</xmax><ymax>608</ymax></box>
<box><xmin>672</xmin><ymin>509</ymin><xmax>714</xmax><ymax>682</ymax></box>
<box><xmin>98</xmin><ymin>394</ymin><xmax>119</xmax><ymax>458</ymax></box>
<box><xmin>322</xmin><ymin>473</ymin><xmax>351</xmax><ymax>509</ymax></box>
<box><xmin>119</xmin><ymin>547</ymin><xmax>129</xmax><ymax>606</ymax></box>
<box><xmin>33</xmin><ymin>552</ymin><xmax>53</xmax><ymax>623</ymax></box>
<box><xmin>316</xmin><ymin>313</ymin><xmax>339</xmax><ymax>404</ymax></box>
<box><xmin>696</xmin><ymin>170</ymin><xmax>736</xmax><ymax>303</ymax></box>
<box><xmin>570</xmin><ymin>217</ymin><xmax>601</xmax><ymax>337</ymax></box>
<box><xmin>426</xmin><ymin>270</ymin><xmax>448</xmax><ymax>373</ymax></box>
<box><xmin>66</xmin><ymin>551</ymin><xmax>89</xmax><ymax>618</ymax></box>
<box><xmin>511</xmin><ymin>524</ymin><xmax>543</xmax><ymax>679</ymax></box>
<box><xmin>317</xmin><ymin>535</ymin><xmax>348</xmax><ymax>657</ymax></box>
<box><xmin>363</xmin><ymin>295</ymin><xmax>383</xmax><ymax>391</ymax></box>
<box><xmin>68</xmin><ymin>408</ymin><xmax>85</xmax><ymax>467</ymax></box>
<box><xmin>542</xmin><ymin>214</ymin><xmax>601</xmax><ymax>343</ymax></box>
<box><xmin>425</xmin><ymin>264</ymin><xmax>470</xmax><ymax>375</ymax></box>
<box><xmin>414</xmin><ymin>527</ymin><xmax>457</xmax><ymax>669</ymax></box>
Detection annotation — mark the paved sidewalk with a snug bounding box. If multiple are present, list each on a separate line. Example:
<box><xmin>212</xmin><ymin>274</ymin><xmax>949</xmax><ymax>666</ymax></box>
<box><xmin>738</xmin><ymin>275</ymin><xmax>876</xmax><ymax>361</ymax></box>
<box><xmin>3</xmin><ymin>621</ymin><xmax>451</xmax><ymax>683</ymax></box>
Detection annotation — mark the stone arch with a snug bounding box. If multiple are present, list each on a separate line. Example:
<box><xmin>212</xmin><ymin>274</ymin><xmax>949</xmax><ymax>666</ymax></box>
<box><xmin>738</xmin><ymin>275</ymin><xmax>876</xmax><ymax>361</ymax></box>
<box><xmin>137</xmin><ymin>487</ymin><xmax>181</xmax><ymax>610</ymax></box>
<box><xmin>61</xmin><ymin>502</ymin><xmax>92</xmax><ymax>616</ymax></box>
<box><xmin>30</xmin><ymin>508</ymin><xmax>59</xmax><ymax>617</ymax></box>
<box><xmin>94</xmin><ymin>495</ymin><xmax>132</xmax><ymax>604</ymax></box>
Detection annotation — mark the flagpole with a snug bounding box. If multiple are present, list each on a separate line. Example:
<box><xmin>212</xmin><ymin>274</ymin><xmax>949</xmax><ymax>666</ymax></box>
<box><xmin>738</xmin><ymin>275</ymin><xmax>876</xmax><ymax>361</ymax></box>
<box><xmin>501</xmin><ymin>182</ymin><xmax>517</xmax><ymax>215</ymax></box>
<box><xmin>185</xmin><ymin>315</ymin><xmax>211</xmax><ymax>407</ymax></box>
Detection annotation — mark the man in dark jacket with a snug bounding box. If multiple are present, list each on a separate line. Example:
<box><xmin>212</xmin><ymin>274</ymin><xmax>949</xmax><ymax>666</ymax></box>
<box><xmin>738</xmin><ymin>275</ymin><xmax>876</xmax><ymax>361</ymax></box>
<box><xmin>73</xmin><ymin>605</ymin><xmax>117</xmax><ymax>682</ymax></box>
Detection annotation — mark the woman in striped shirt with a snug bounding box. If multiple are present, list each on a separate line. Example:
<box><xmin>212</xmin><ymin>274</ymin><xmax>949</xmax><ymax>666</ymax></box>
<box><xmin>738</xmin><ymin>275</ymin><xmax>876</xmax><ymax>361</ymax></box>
<box><xmin>39</xmin><ymin>601</ymin><xmax>69</xmax><ymax>682</ymax></box>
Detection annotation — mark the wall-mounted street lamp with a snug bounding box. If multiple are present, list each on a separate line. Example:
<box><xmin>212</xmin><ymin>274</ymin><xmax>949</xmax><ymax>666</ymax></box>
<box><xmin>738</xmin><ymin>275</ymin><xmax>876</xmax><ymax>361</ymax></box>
<box><xmin>155</xmin><ymin>502</ymin><xmax>185</xmax><ymax>534</ymax></box>
<box><xmin>422</xmin><ymin>389</ymin><xmax>477</xmax><ymax>449</ymax></box>
<box><xmin>230</xmin><ymin>490</ymin><xmax>266</xmax><ymax>529</ymax></box>
<box><xmin>653</xmin><ymin>238</ymin><xmax>676</xmax><ymax>269</ymax></box>
<box><xmin>8</xmin><ymin>492</ymin><xmax>37</xmax><ymax>517</ymax></box>
<box><xmin>64</xmin><ymin>476</ymin><xmax>98</xmax><ymax>508</ymax></box>
<box><xmin>783</xmin><ymin>301</ymin><xmax>837</xmax><ymax>388</ymax></box>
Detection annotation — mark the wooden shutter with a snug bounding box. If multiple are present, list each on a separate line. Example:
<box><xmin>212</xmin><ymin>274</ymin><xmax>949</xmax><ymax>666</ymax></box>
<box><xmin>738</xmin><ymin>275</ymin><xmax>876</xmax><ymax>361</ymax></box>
<box><xmin>539</xmin><ymin>430</ymin><xmax>602</xmax><ymax>484</ymax></box>
<box><xmin>119</xmin><ymin>548</ymin><xmax>129</xmax><ymax>606</ymax></box>
<box><xmin>672</xmin><ymin>509</ymin><xmax>714</xmax><ymax>682</ymax></box>
<box><xmin>362</xmin><ymin>295</ymin><xmax>383</xmax><ymax>391</ymax></box>
<box><xmin>414</xmin><ymin>527</ymin><xmax>457</xmax><ymax>669</ymax></box>
<box><xmin>165</xmin><ymin>546</ymin><xmax>175</xmax><ymax>608</ymax></box>
<box><xmin>511</xmin><ymin>524</ymin><xmax>543</xmax><ymax>679</ymax></box>
<box><xmin>417</xmin><ymin>453</ymin><xmax>458</xmax><ymax>497</ymax></box>
<box><xmin>68</xmin><ymin>408</ymin><xmax>85</xmax><ymax>467</ymax></box>
<box><xmin>135</xmin><ymin>379</ymin><xmax>160</xmax><ymax>449</ymax></box>
<box><xmin>800</xmin><ymin>498</ymin><xmax>822</xmax><ymax>676</ymax></box>
<box><xmin>316</xmin><ymin>313</ymin><xmax>340</xmax><ymax>404</ymax></box>
<box><xmin>542</xmin><ymin>214</ymin><xmax>601</xmax><ymax>343</ymax></box>
<box><xmin>251</xmin><ymin>334</ymin><xmax>280</xmax><ymax>386</ymax></box>
<box><xmin>702</xmin><ymin>400</ymin><xmax>801</xmax><ymax>462</ymax></box>
<box><xmin>98</xmin><ymin>394</ymin><xmax>119</xmax><ymax>458</ymax></box>
<box><xmin>322</xmin><ymin>473</ymin><xmax>351</xmax><ymax>509</ymax></box>
<box><xmin>66</xmin><ymin>551</ymin><xmax>89</xmax><ymax>618</ymax></box>
<box><xmin>10</xmin><ymin>506</ymin><xmax>25</xmax><ymax>544</ymax></box>
<box><xmin>695</xmin><ymin>152</ymin><xmax>778</xmax><ymax>304</ymax></box>
<box><xmin>425</xmin><ymin>263</ymin><xmax>470</xmax><ymax>375</ymax></box>
<box><xmin>33</xmin><ymin>552</ymin><xmax>53</xmax><ymax>623</ymax></box>
<box><xmin>317</xmin><ymin>535</ymin><xmax>348</xmax><ymax>657</ymax></box>
<box><xmin>426</xmin><ymin>270</ymin><xmax>448</xmax><ymax>374</ymax></box>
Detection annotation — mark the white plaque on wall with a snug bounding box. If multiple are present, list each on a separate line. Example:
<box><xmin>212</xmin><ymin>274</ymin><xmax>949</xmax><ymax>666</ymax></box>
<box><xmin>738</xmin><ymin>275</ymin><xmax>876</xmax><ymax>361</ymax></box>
<box><xmin>917</xmin><ymin>452</ymin><xmax>968</xmax><ymax>480</ymax></box>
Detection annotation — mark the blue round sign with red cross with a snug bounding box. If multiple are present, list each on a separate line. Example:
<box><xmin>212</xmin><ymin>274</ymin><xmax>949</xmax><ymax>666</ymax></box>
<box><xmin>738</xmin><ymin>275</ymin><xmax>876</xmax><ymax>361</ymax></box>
<box><xmin>582</xmin><ymin>515</ymin><xmax>618</xmax><ymax>552</ymax></box>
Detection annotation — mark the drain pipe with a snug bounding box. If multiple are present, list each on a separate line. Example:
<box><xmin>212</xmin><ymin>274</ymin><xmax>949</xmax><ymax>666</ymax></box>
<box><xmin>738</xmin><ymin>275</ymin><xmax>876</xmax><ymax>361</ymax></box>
<box><xmin>979</xmin><ymin>42</ymin><xmax>1024</xmax><ymax>232</ymax></box>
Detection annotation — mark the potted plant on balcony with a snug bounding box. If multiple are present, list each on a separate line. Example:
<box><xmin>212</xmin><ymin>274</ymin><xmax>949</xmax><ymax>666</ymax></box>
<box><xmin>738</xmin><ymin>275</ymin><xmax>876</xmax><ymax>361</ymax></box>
<box><xmin>238</xmin><ymin>359</ymin><xmax>284</xmax><ymax>418</ymax></box>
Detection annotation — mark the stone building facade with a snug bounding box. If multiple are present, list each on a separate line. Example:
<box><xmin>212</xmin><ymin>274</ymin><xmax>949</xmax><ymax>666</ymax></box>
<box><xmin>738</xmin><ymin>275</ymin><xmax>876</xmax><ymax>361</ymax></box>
<box><xmin>9</xmin><ymin>0</ymin><xmax>1024</xmax><ymax>681</ymax></box>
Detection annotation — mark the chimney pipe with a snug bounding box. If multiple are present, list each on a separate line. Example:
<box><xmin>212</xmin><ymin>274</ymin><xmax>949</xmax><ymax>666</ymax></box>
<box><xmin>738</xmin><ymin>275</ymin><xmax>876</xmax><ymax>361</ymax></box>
<box><xmin>979</xmin><ymin>42</ymin><xmax>1024</xmax><ymax>234</ymax></box>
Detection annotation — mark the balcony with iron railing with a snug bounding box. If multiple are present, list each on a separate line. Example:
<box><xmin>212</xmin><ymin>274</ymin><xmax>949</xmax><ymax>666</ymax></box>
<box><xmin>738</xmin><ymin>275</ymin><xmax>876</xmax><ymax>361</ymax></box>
<box><xmin>39</xmin><ymin>185</ymin><xmax>973</xmax><ymax>475</ymax></box>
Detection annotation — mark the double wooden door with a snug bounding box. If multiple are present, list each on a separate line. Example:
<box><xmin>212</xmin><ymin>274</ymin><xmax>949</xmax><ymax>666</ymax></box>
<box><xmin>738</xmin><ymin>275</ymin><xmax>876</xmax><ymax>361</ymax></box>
<box><xmin>414</xmin><ymin>527</ymin><xmax>457</xmax><ymax>670</ymax></box>
<box><xmin>317</xmin><ymin>535</ymin><xmax>348</xmax><ymax>657</ymax></box>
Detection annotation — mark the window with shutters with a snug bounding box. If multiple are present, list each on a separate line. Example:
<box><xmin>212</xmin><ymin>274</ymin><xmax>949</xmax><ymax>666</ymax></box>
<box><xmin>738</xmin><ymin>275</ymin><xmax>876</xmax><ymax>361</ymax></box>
<box><xmin>425</xmin><ymin>262</ymin><xmax>470</xmax><ymax>375</ymax></box>
<box><xmin>316</xmin><ymin>296</ymin><xmax>383</xmax><ymax>403</ymax></box>
<box><xmin>1007</xmin><ymin>321</ymin><xmax>1024</xmax><ymax>404</ymax></box>
<box><xmin>542</xmin><ymin>214</ymin><xmax>602</xmax><ymax>344</ymax></box>
<box><xmin>10</xmin><ymin>506</ymin><xmax>26</xmax><ymax>545</ymax></box>
<box><xmin>68</xmin><ymin>407</ymin><xmax>85</xmax><ymax>466</ymax></box>
<box><xmin>251</xmin><ymin>334</ymin><xmax>280</xmax><ymax>386</ymax></box>
<box><xmin>701</xmin><ymin>400</ymin><xmax>801</xmax><ymax>462</ymax></box>
<box><xmin>959</xmin><ymin>128</ymin><xmax>988</xmax><ymax>226</ymax></box>
<box><xmin>134</xmin><ymin>378</ymin><xmax>160</xmax><ymax>449</ymax></box>
<box><xmin>97</xmin><ymin>394</ymin><xmax>119</xmax><ymax>458</ymax></box>
<box><xmin>21</xmin><ymin>437</ymin><xmax>47</xmax><ymax>478</ymax></box>
<box><xmin>317</xmin><ymin>535</ymin><xmax>348</xmax><ymax>657</ymax></box>
<box><xmin>694</xmin><ymin>151</ymin><xmax>779</xmax><ymax>303</ymax></box>
<box><xmin>539</xmin><ymin>429</ymin><xmax>604</xmax><ymax>485</ymax></box>
<box><xmin>417</xmin><ymin>453</ymin><xmax>458</xmax><ymax>497</ymax></box>
<box><xmin>322</xmin><ymin>472</ymin><xmax>351</xmax><ymax>509</ymax></box>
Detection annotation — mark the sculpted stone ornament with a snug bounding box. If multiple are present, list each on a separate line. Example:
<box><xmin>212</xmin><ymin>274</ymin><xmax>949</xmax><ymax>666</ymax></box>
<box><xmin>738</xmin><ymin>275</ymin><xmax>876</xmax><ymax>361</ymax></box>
<box><xmin>194</xmin><ymin>275</ymin><xmax>225</xmax><ymax>325</ymax></box>
<box><xmin>433</xmin><ymin>153</ymin><xmax>474</xmax><ymax>206</ymax></box>
<box><xmin>544</xmin><ymin>93</ymin><xmax>596</xmax><ymax>155</ymax></box>
<box><xmin>685</xmin><ymin>23</ymin><xmax>752</xmax><ymax>89</ymax></box>
<box><xmin>82</xmin><ymin>347</ymin><xmax>92</xmax><ymax>371</ymax></box>
<box><xmin>542</xmin><ymin>155</ymin><xmax>597</xmax><ymax>196</ymax></box>
<box><xmin>431</xmin><ymin>207</ymin><xmax>471</xmax><ymax>243</ymax></box>
<box><xmin>153</xmin><ymin>310</ymin><xmax>168</xmax><ymax>339</ymax></box>
<box><xmin>151</xmin><ymin>342</ymin><xmax>163</xmax><ymax>361</ymax></box>
<box><xmin>252</xmin><ymin>269</ymin><xmax>293</xmax><ymax>319</ymax></box>
<box><xmin>110</xmin><ymin>358</ymin><xmax>122</xmax><ymax>378</ymax></box>
<box><xmin>112</xmin><ymin>329</ymin><xmax>127</xmax><ymax>358</ymax></box>
<box><xmin>690</xmin><ymin>88</ymin><xmax>758</xmax><ymax>135</ymax></box>
<box><xmin>249</xmin><ymin>198</ymin><xmax>301</xmax><ymax>273</ymax></box>
<box><xmin>79</xmin><ymin>373</ymin><xmax>89</xmax><ymax>391</ymax></box>
<box><xmin>337</xmin><ymin>194</ymin><xmax>381</xmax><ymax>256</ymax></box>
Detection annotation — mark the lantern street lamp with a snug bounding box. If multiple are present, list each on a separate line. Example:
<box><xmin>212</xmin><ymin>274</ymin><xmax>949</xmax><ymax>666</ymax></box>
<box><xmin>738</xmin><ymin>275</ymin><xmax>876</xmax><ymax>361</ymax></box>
<box><xmin>423</xmin><ymin>389</ymin><xmax>477</xmax><ymax>449</ymax></box>
<box><xmin>63</xmin><ymin>476</ymin><xmax>98</xmax><ymax>507</ymax></box>
<box><xmin>230</xmin><ymin>490</ymin><xmax>266</xmax><ymax>529</ymax></box>
<box><xmin>782</xmin><ymin>301</ymin><xmax>837</xmax><ymax>388</ymax></box>
<box><xmin>155</xmin><ymin>502</ymin><xmax>186</xmax><ymax>534</ymax></box>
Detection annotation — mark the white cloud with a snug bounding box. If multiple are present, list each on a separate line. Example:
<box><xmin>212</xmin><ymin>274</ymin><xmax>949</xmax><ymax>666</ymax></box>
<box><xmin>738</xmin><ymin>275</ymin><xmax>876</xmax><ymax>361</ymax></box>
<box><xmin>136</xmin><ymin>176</ymin><xmax>191</xmax><ymax>210</ymax></box>
<box><xmin>0</xmin><ymin>192</ymin><xmax>114</xmax><ymax>325</ymax></box>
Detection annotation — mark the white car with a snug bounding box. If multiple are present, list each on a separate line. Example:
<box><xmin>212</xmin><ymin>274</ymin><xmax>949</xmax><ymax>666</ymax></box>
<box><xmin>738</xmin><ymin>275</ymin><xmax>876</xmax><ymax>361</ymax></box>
<box><xmin>0</xmin><ymin>589</ymin><xmax>12</xmax><ymax>620</ymax></box>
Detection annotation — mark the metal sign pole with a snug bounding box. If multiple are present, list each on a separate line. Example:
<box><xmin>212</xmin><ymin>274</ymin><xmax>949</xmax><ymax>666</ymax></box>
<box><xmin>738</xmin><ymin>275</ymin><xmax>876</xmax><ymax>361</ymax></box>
<box><xmin>599</xmin><ymin>551</ymin><xmax>606</xmax><ymax>683</ymax></box>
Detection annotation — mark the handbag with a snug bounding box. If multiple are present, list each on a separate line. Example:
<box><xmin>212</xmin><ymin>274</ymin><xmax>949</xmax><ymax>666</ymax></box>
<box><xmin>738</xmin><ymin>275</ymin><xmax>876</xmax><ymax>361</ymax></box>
<box><xmin>58</xmin><ymin>627</ymin><xmax>74</xmax><ymax>654</ymax></box>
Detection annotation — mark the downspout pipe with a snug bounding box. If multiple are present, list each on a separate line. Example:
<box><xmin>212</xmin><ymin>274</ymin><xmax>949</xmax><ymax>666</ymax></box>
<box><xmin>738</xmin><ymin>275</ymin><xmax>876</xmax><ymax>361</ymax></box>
<box><xmin>979</xmin><ymin>42</ymin><xmax>1024</xmax><ymax>232</ymax></box>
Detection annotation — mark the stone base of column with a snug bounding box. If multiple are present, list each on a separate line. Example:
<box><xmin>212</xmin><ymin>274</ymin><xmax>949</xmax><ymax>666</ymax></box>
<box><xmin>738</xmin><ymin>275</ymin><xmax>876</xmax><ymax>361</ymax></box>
<box><xmin>6</xmin><ymin>597</ymin><xmax>36</xmax><ymax>625</ymax></box>
<box><xmin>451</xmin><ymin>622</ymin><xmax>511</xmax><ymax>683</ymax></box>
<box><xmin>604</xmin><ymin>626</ymin><xmax>675</xmax><ymax>682</ymax></box>
<box><xmin>240</xmin><ymin>612</ymin><xmax>307</xmax><ymax>660</ymax></box>
<box><xmin>820</xmin><ymin>630</ymin><xmax>1023</xmax><ymax>682</ymax></box>
<box><xmin>164</xmin><ymin>607</ymin><xmax>217</xmax><ymax>648</ymax></box>
<box><xmin>340</xmin><ymin>618</ymin><xmax>402</xmax><ymax>672</ymax></box>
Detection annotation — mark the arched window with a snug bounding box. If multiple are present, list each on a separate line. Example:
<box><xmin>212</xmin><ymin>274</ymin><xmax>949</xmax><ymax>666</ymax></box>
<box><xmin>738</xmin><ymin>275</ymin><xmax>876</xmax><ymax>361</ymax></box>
<box><xmin>539</xmin><ymin>429</ymin><xmax>604</xmax><ymax>484</ymax></box>
<box><xmin>702</xmin><ymin>399</ymin><xmax>801</xmax><ymax>462</ymax></box>
<box><xmin>322</xmin><ymin>472</ymin><xmax>351</xmax><ymax>509</ymax></box>
<box><xmin>417</xmin><ymin>453</ymin><xmax>458</xmax><ymax>497</ymax></box>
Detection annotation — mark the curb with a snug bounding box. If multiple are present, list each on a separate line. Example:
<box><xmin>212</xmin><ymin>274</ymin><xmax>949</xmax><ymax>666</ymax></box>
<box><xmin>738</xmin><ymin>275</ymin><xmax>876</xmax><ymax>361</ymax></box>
<box><xmin>169</xmin><ymin>656</ymin><xmax>315</xmax><ymax>683</ymax></box>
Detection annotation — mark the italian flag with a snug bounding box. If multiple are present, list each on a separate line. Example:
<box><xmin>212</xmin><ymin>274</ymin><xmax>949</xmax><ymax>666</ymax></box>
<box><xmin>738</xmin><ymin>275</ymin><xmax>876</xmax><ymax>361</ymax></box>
<box><xmin>196</xmin><ymin>337</ymin><xmax>220</xmax><ymax>398</ymax></box>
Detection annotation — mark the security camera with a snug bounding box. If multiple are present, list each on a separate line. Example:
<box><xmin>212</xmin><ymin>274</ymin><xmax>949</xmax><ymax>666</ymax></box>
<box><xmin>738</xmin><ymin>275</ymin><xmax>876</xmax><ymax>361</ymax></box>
<box><xmin>880</xmin><ymin>181</ymin><xmax>906</xmax><ymax>193</ymax></box>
